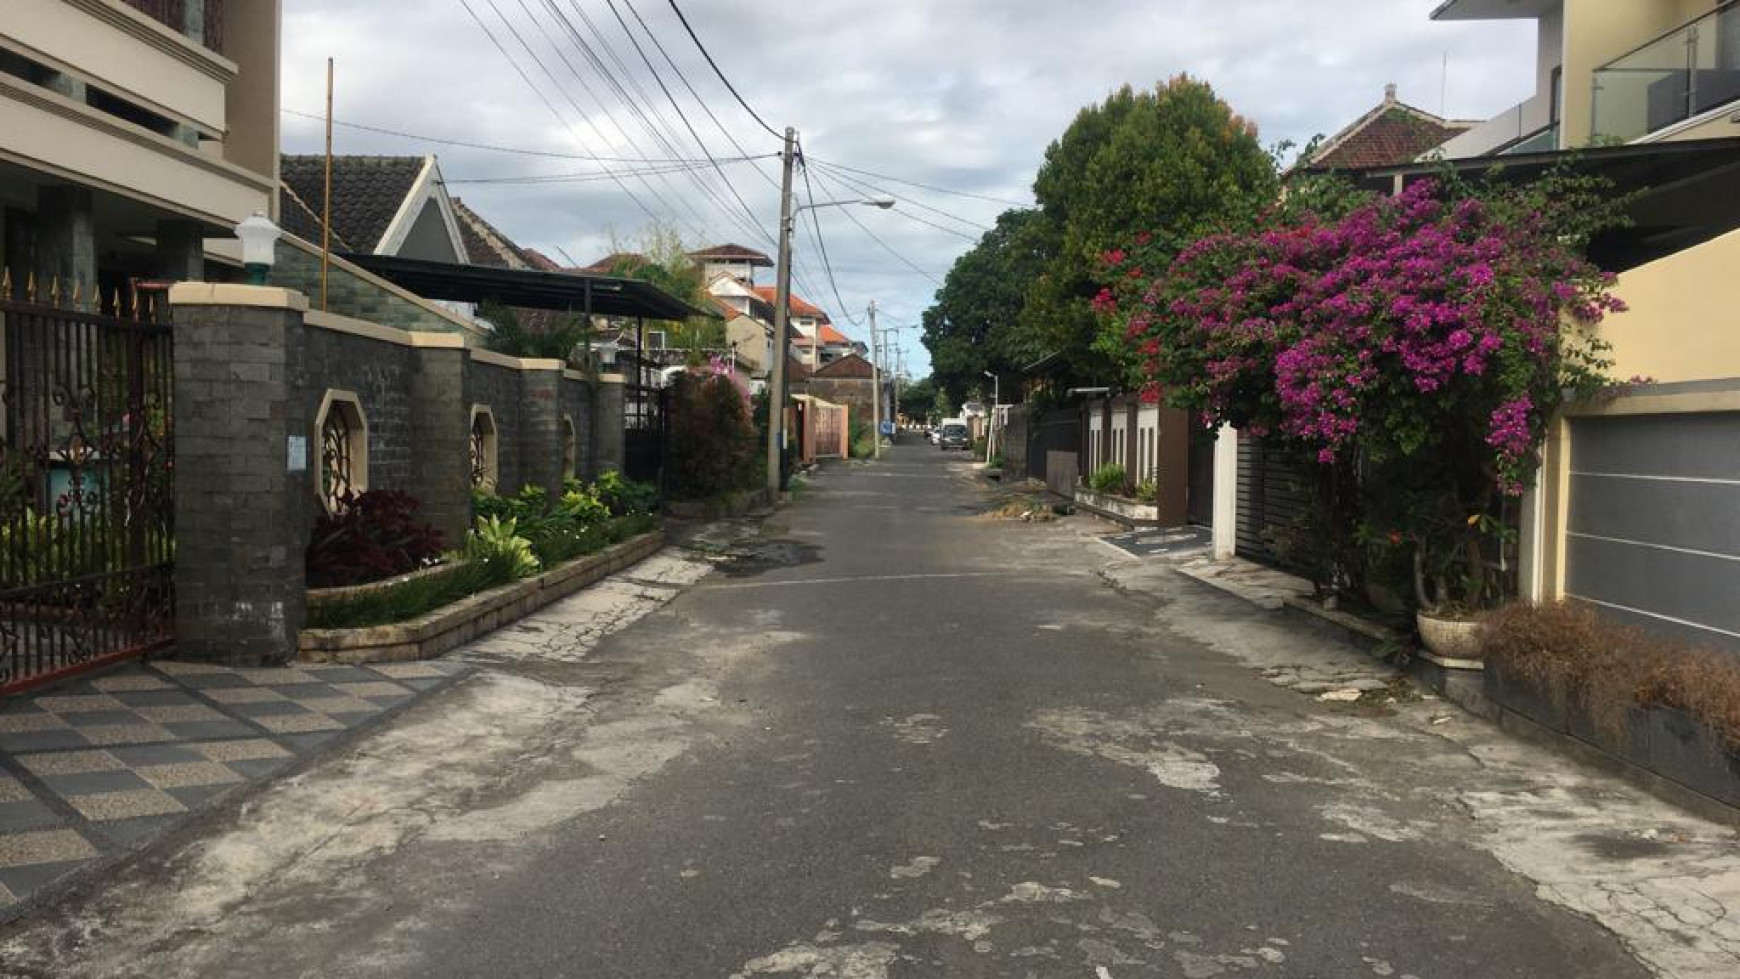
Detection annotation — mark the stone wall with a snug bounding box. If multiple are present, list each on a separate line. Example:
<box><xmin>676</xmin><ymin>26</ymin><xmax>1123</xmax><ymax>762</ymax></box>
<box><xmin>170</xmin><ymin>286</ymin><xmax>614</xmax><ymax>664</ymax></box>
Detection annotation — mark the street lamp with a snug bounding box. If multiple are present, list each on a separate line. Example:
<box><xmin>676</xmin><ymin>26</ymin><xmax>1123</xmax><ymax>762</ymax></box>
<box><xmin>235</xmin><ymin>212</ymin><xmax>281</xmax><ymax>286</ymax></box>
<box><xmin>765</xmin><ymin>132</ymin><xmax>894</xmax><ymax>492</ymax></box>
<box><xmin>983</xmin><ymin>370</ymin><xmax>1000</xmax><ymax>465</ymax></box>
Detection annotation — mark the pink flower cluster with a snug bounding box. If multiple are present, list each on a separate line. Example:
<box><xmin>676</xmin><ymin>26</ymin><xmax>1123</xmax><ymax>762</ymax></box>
<box><xmin>1129</xmin><ymin>180</ymin><xmax>1624</xmax><ymax>495</ymax></box>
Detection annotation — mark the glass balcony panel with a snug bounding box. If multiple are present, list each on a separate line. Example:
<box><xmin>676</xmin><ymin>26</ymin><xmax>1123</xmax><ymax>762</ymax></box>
<box><xmin>1594</xmin><ymin>5</ymin><xmax>1740</xmax><ymax>143</ymax></box>
<box><xmin>1691</xmin><ymin>6</ymin><xmax>1740</xmax><ymax>117</ymax></box>
<box><xmin>1500</xmin><ymin>124</ymin><xmax>1559</xmax><ymax>155</ymax></box>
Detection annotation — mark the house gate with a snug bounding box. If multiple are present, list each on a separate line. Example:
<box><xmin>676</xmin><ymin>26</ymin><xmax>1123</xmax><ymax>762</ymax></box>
<box><xmin>1235</xmin><ymin>436</ymin><xmax>1311</xmax><ymax>573</ymax></box>
<box><xmin>813</xmin><ymin>401</ymin><xmax>845</xmax><ymax>458</ymax></box>
<box><xmin>1</xmin><ymin>287</ymin><xmax>174</xmax><ymax>694</ymax></box>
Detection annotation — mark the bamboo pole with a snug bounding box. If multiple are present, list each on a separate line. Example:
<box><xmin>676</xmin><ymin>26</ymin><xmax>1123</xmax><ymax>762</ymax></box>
<box><xmin>321</xmin><ymin>57</ymin><xmax>334</xmax><ymax>312</ymax></box>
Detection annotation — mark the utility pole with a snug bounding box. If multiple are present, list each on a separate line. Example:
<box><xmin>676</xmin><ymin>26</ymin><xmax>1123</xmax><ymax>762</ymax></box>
<box><xmin>868</xmin><ymin>299</ymin><xmax>881</xmax><ymax>460</ymax></box>
<box><xmin>766</xmin><ymin>126</ymin><xmax>797</xmax><ymax>492</ymax></box>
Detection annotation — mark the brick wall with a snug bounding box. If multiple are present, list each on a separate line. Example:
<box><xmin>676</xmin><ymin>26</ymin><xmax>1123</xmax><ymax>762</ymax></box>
<box><xmin>170</xmin><ymin>288</ymin><xmax>619</xmax><ymax>664</ymax></box>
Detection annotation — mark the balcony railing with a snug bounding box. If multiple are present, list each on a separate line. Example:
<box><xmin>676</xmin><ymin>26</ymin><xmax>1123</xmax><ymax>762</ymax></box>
<box><xmin>1592</xmin><ymin>2</ymin><xmax>1740</xmax><ymax>143</ymax></box>
<box><xmin>117</xmin><ymin>0</ymin><xmax>225</xmax><ymax>55</ymax></box>
<box><xmin>1499</xmin><ymin>124</ymin><xmax>1560</xmax><ymax>155</ymax></box>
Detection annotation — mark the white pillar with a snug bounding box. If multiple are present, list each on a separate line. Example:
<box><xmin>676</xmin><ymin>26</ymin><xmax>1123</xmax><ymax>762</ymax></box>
<box><xmin>1212</xmin><ymin>425</ymin><xmax>1239</xmax><ymax>560</ymax></box>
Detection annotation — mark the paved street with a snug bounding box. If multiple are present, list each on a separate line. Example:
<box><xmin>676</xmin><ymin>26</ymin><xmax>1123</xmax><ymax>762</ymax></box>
<box><xmin>3</xmin><ymin>444</ymin><xmax>1738</xmax><ymax>978</ymax></box>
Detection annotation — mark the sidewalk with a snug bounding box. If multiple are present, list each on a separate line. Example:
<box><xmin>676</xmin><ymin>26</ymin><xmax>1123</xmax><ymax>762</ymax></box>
<box><xmin>0</xmin><ymin>657</ymin><xmax>468</xmax><ymax>920</ymax></box>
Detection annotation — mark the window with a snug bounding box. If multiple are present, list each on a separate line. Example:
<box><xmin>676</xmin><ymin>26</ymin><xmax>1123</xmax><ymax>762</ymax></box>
<box><xmin>315</xmin><ymin>391</ymin><xmax>368</xmax><ymax>512</ymax></box>
<box><xmin>562</xmin><ymin>415</ymin><xmax>579</xmax><ymax>477</ymax></box>
<box><xmin>470</xmin><ymin>405</ymin><xmax>499</xmax><ymax>492</ymax></box>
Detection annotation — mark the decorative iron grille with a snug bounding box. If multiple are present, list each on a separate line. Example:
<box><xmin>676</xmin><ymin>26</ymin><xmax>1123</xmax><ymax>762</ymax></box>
<box><xmin>1</xmin><ymin>281</ymin><xmax>174</xmax><ymax>694</ymax></box>
<box><xmin>320</xmin><ymin>406</ymin><xmax>355</xmax><ymax>510</ymax></box>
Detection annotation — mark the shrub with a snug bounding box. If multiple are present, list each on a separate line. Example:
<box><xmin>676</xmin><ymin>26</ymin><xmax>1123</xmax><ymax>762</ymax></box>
<box><xmin>1088</xmin><ymin>463</ymin><xmax>1126</xmax><ymax>494</ymax></box>
<box><xmin>665</xmin><ymin>373</ymin><xmax>760</xmax><ymax>498</ymax></box>
<box><xmin>465</xmin><ymin>515</ymin><xmax>540</xmax><ymax>579</ymax></box>
<box><xmin>1133</xmin><ymin>478</ymin><xmax>1157</xmax><ymax>503</ymax></box>
<box><xmin>585</xmin><ymin>471</ymin><xmax>658</xmax><ymax>517</ymax></box>
<box><xmin>1483</xmin><ymin>602</ymin><xmax>1740</xmax><ymax>750</ymax></box>
<box><xmin>849</xmin><ymin>417</ymin><xmax>875</xmax><ymax>459</ymax></box>
<box><xmin>308</xmin><ymin>490</ymin><xmax>446</xmax><ymax>588</ymax></box>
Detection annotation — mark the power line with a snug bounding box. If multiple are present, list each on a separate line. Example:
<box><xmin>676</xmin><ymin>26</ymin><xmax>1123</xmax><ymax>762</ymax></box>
<box><xmin>808</xmin><ymin>157</ymin><xmax>1030</xmax><ymax>207</ymax></box>
<box><xmin>797</xmin><ymin>149</ymin><xmax>863</xmax><ymax>330</ymax></box>
<box><xmin>460</xmin><ymin>0</ymin><xmax>683</xmax><ymax>231</ymax></box>
<box><xmin>507</xmin><ymin>0</ymin><xmax>717</xmax><ymax>239</ymax></box>
<box><xmin>281</xmin><ymin>108</ymin><xmax>753</xmax><ymax>164</ymax></box>
<box><xmin>805</xmin><ymin>163</ymin><xmax>945</xmax><ymax>286</ymax></box>
<box><xmin>664</xmin><ymin>0</ymin><xmax>781</xmax><ymax>138</ymax></box>
<box><xmin>605</xmin><ymin>0</ymin><xmax>776</xmax><ymax>250</ymax></box>
<box><xmin>449</xmin><ymin>157</ymin><xmax>770</xmax><ymax>184</ymax></box>
<box><xmin>810</xmin><ymin>160</ymin><xmax>992</xmax><ymax>234</ymax></box>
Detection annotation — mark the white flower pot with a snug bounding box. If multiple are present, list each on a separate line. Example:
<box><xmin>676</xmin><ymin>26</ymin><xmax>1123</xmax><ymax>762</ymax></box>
<box><xmin>1415</xmin><ymin>611</ymin><xmax>1485</xmax><ymax>667</ymax></box>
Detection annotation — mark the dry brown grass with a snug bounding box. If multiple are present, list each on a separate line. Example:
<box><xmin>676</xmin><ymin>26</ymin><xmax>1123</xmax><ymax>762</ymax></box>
<box><xmin>1482</xmin><ymin>601</ymin><xmax>1740</xmax><ymax>749</ymax></box>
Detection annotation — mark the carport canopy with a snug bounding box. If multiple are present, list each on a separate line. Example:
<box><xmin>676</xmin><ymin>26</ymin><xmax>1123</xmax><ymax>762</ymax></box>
<box><xmin>340</xmin><ymin>253</ymin><xmax>718</xmax><ymax>320</ymax></box>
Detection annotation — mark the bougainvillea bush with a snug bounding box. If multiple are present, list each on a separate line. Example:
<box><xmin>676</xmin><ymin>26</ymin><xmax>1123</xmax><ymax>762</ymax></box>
<box><xmin>1116</xmin><ymin>170</ymin><xmax>1626</xmax><ymax>612</ymax></box>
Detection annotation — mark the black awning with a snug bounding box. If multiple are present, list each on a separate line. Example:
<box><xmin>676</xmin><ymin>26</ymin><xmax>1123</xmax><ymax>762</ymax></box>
<box><xmin>340</xmin><ymin>253</ymin><xmax>718</xmax><ymax>321</ymax></box>
<box><xmin>1312</xmin><ymin>137</ymin><xmax>1740</xmax><ymax>272</ymax></box>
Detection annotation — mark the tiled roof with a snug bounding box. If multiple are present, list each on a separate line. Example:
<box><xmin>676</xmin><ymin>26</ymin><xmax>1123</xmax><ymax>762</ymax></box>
<box><xmin>1304</xmin><ymin>87</ymin><xmax>1473</xmax><ymax>171</ymax></box>
<box><xmin>786</xmin><ymin>357</ymin><xmax>813</xmax><ymax>381</ymax></box>
<box><xmin>451</xmin><ymin>197</ymin><xmax>536</xmax><ymax>270</ymax></box>
<box><xmin>813</xmin><ymin>353</ymin><xmax>875</xmax><ymax>378</ymax></box>
<box><xmin>276</xmin><ymin>179</ymin><xmax>354</xmax><ymax>251</ymax></box>
<box><xmin>585</xmin><ymin>252</ymin><xmax>652</xmax><ymax>274</ymax></box>
<box><xmin>751</xmin><ymin>286</ymin><xmax>828</xmax><ymax>320</ymax></box>
<box><xmin>281</xmin><ymin>155</ymin><xmax>426</xmax><ymax>253</ymax></box>
<box><xmin>690</xmin><ymin>243</ymin><xmax>773</xmax><ymax>266</ymax></box>
<box><xmin>518</xmin><ymin>248</ymin><xmax>565</xmax><ymax>272</ymax></box>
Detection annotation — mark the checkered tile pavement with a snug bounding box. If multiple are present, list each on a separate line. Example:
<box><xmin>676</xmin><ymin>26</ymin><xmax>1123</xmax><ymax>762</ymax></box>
<box><xmin>0</xmin><ymin>658</ymin><xmax>467</xmax><ymax>916</ymax></box>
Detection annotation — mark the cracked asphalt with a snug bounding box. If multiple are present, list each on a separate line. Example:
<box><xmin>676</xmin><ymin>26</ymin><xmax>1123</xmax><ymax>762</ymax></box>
<box><xmin>3</xmin><ymin>443</ymin><xmax>1738</xmax><ymax>978</ymax></box>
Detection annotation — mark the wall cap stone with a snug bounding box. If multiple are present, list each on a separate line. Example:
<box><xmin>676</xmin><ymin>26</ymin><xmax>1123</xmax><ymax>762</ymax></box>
<box><xmin>169</xmin><ymin>282</ymin><xmax>309</xmax><ymax>311</ymax></box>
<box><xmin>597</xmin><ymin>373</ymin><xmax>626</xmax><ymax>384</ymax></box>
<box><xmin>305</xmin><ymin>309</ymin><xmax>465</xmax><ymax>348</ymax></box>
<box><xmin>468</xmin><ymin>348</ymin><xmax>565</xmax><ymax>372</ymax></box>
<box><xmin>562</xmin><ymin>369</ymin><xmax>589</xmax><ymax>382</ymax></box>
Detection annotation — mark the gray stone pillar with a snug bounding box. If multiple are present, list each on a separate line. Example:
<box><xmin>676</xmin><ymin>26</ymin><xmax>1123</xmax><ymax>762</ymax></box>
<box><xmin>35</xmin><ymin>186</ymin><xmax>95</xmax><ymax>304</ymax></box>
<box><xmin>590</xmin><ymin>373</ymin><xmax>626</xmax><ymax>477</ymax></box>
<box><xmin>156</xmin><ymin>219</ymin><xmax>205</xmax><ymax>283</ymax></box>
<box><xmin>169</xmin><ymin>284</ymin><xmax>311</xmax><ymax>664</ymax></box>
<box><xmin>520</xmin><ymin>365</ymin><xmax>565</xmax><ymax>502</ymax></box>
<box><xmin>410</xmin><ymin>339</ymin><xmax>472</xmax><ymax>547</ymax></box>
<box><xmin>181</xmin><ymin>0</ymin><xmax>207</xmax><ymax>45</ymax></box>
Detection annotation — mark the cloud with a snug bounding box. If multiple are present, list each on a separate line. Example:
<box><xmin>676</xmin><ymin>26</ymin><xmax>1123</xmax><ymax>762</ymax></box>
<box><xmin>281</xmin><ymin>0</ymin><xmax>1536</xmax><ymax>375</ymax></box>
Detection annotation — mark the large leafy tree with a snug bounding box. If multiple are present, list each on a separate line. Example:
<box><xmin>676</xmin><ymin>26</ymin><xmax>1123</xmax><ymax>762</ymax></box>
<box><xmin>921</xmin><ymin>208</ymin><xmax>1054</xmax><ymax>406</ymax></box>
<box><xmin>605</xmin><ymin>222</ymin><xmax>724</xmax><ymax>350</ymax></box>
<box><xmin>1021</xmin><ymin>75</ymin><xmax>1278</xmax><ymax>385</ymax></box>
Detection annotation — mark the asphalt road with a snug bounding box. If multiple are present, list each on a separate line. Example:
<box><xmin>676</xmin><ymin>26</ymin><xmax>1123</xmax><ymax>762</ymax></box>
<box><xmin>405</xmin><ymin>443</ymin><xmax>1644</xmax><ymax>978</ymax></box>
<box><xmin>2</xmin><ymin>442</ymin><xmax>1668</xmax><ymax>978</ymax></box>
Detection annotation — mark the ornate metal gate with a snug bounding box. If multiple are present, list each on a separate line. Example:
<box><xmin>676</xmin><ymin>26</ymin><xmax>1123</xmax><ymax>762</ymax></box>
<box><xmin>0</xmin><ymin>284</ymin><xmax>174</xmax><ymax>694</ymax></box>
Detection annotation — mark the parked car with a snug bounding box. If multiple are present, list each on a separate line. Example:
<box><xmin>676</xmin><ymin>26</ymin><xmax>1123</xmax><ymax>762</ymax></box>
<box><xmin>938</xmin><ymin>421</ymin><xmax>970</xmax><ymax>451</ymax></box>
<box><xmin>927</xmin><ymin>427</ymin><xmax>941</xmax><ymax>444</ymax></box>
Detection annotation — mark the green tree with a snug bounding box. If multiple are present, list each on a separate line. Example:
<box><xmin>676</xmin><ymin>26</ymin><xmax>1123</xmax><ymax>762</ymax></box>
<box><xmin>896</xmin><ymin>376</ymin><xmax>939</xmax><ymax>423</ymax></box>
<box><xmin>920</xmin><ymin>208</ymin><xmax>1054</xmax><ymax>406</ymax></box>
<box><xmin>1021</xmin><ymin>75</ymin><xmax>1277</xmax><ymax>385</ymax></box>
<box><xmin>604</xmin><ymin>223</ymin><xmax>725</xmax><ymax>354</ymax></box>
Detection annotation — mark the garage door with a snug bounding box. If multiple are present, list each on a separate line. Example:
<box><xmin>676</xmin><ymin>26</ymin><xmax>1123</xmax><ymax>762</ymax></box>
<box><xmin>1566</xmin><ymin>412</ymin><xmax>1740</xmax><ymax>651</ymax></box>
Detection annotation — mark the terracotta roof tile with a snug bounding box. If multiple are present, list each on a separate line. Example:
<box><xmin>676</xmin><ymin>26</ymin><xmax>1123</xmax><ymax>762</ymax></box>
<box><xmin>690</xmin><ymin>243</ymin><xmax>774</xmax><ymax>265</ymax></box>
<box><xmin>751</xmin><ymin>286</ymin><xmax>828</xmax><ymax>320</ymax></box>
<box><xmin>1309</xmin><ymin>105</ymin><xmax>1472</xmax><ymax>170</ymax></box>
<box><xmin>813</xmin><ymin>353</ymin><xmax>875</xmax><ymax>378</ymax></box>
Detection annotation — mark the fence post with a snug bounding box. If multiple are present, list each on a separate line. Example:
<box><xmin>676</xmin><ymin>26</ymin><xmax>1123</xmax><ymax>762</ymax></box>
<box><xmin>410</xmin><ymin>337</ymin><xmax>471</xmax><ymax>547</ymax></box>
<box><xmin>1213</xmin><ymin>425</ymin><xmax>1239</xmax><ymax>560</ymax></box>
<box><xmin>591</xmin><ymin>372</ymin><xmax>625</xmax><ymax>477</ymax></box>
<box><xmin>520</xmin><ymin>363</ymin><xmax>565</xmax><ymax>501</ymax></box>
<box><xmin>168</xmin><ymin>283</ymin><xmax>310</xmax><ymax>664</ymax></box>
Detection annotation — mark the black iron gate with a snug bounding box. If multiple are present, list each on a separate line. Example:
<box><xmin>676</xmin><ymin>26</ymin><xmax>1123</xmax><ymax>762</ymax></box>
<box><xmin>1</xmin><ymin>288</ymin><xmax>174</xmax><ymax>694</ymax></box>
<box><xmin>622</xmin><ymin>377</ymin><xmax>666</xmax><ymax>487</ymax></box>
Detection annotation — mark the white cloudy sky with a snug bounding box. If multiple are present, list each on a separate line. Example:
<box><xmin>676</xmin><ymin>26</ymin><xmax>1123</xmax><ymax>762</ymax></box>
<box><xmin>280</xmin><ymin>0</ymin><xmax>1537</xmax><ymax>376</ymax></box>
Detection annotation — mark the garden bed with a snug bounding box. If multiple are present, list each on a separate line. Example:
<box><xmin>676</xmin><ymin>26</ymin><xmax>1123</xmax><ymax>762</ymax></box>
<box><xmin>1480</xmin><ymin>602</ymin><xmax>1740</xmax><ymax>814</ymax></box>
<box><xmin>298</xmin><ymin>531</ymin><xmax>664</xmax><ymax>665</ymax></box>
<box><xmin>1072</xmin><ymin>488</ymin><xmax>1162</xmax><ymax>527</ymax></box>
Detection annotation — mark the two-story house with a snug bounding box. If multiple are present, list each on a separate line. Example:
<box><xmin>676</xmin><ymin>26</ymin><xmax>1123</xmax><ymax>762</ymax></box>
<box><xmin>1421</xmin><ymin>0</ymin><xmax>1740</xmax><ymax>650</ymax></box>
<box><xmin>0</xmin><ymin>0</ymin><xmax>280</xmax><ymax>298</ymax></box>
<box><xmin>1433</xmin><ymin>0</ymin><xmax>1740</xmax><ymax>157</ymax></box>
